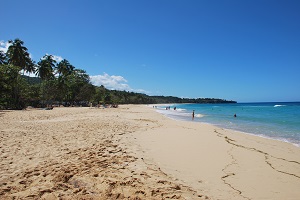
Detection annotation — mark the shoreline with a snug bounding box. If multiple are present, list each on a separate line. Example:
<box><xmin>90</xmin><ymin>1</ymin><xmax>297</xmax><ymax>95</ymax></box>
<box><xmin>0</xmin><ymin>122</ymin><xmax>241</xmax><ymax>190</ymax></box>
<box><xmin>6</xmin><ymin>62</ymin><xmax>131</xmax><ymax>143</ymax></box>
<box><xmin>130</xmin><ymin>105</ymin><xmax>300</xmax><ymax>199</ymax></box>
<box><xmin>152</xmin><ymin>104</ymin><xmax>300</xmax><ymax>148</ymax></box>
<box><xmin>163</xmin><ymin>112</ymin><xmax>300</xmax><ymax>148</ymax></box>
<box><xmin>1</xmin><ymin>105</ymin><xmax>300</xmax><ymax>199</ymax></box>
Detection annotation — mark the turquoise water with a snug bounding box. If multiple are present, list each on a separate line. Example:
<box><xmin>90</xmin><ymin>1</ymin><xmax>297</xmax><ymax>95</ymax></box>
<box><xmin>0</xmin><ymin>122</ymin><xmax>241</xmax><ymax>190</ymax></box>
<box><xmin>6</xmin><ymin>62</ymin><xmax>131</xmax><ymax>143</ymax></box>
<box><xmin>156</xmin><ymin>102</ymin><xmax>300</xmax><ymax>147</ymax></box>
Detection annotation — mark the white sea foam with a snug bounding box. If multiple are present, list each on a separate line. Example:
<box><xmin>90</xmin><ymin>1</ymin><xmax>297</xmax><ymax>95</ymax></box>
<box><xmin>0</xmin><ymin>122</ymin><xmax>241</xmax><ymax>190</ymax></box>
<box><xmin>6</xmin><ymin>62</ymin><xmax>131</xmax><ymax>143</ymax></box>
<box><xmin>274</xmin><ymin>105</ymin><xmax>286</xmax><ymax>107</ymax></box>
<box><xmin>155</xmin><ymin>107</ymin><xmax>193</xmax><ymax>121</ymax></box>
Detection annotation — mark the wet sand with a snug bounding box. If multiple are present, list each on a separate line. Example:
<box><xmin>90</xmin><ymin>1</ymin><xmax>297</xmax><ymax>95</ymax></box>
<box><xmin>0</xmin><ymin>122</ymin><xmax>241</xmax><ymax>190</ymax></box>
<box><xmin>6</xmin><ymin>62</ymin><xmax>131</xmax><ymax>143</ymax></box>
<box><xmin>0</xmin><ymin>105</ymin><xmax>299</xmax><ymax>199</ymax></box>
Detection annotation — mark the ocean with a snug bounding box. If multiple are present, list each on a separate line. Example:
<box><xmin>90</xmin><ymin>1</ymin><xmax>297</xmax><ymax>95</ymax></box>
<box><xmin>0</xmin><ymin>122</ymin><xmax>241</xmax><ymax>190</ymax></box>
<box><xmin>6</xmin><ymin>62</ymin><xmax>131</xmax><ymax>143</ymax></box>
<box><xmin>155</xmin><ymin>102</ymin><xmax>300</xmax><ymax>147</ymax></box>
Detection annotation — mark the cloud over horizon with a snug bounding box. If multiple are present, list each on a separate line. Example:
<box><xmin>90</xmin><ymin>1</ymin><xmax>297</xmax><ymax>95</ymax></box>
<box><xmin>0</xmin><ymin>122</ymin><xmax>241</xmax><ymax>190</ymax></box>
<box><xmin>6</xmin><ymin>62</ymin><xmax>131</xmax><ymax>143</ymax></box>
<box><xmin>90</xmin><ymin>73</ymin><xmax>147</xmax><ymax>93</ymax></box>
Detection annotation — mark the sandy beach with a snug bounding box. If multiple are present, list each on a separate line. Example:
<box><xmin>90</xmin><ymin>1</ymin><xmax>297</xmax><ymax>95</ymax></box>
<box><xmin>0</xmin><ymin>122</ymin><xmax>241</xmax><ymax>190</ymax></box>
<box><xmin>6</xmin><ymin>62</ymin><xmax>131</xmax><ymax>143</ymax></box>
<box><xmin>1</xmin><ymin>105</ymin><xmax>300</xmax><ymax>200</ymax></box>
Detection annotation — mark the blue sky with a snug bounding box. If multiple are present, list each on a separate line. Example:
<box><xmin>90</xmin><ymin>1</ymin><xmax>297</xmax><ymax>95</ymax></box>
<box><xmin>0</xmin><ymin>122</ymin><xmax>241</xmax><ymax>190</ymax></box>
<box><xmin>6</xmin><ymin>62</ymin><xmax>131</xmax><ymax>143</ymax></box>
<box><xmin>1</xmin><ymin>0</ymin><xmax>300</xmax><ymax>102</ymax></box>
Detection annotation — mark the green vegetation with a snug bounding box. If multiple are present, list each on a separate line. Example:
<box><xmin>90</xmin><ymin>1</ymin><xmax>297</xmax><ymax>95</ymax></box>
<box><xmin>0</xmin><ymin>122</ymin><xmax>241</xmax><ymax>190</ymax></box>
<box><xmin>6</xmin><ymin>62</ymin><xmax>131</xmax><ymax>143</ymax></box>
<box><xmin>0</xmin><ymin>38</ymin><xmax>236</xmax><ymax>109</ymax></box>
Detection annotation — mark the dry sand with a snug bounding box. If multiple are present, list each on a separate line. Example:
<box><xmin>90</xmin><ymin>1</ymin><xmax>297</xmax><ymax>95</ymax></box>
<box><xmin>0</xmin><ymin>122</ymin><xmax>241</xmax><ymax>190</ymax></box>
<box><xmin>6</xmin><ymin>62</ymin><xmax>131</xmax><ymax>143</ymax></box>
<box><xmin>0</xmin><ymin>105</ymin><xmax>299</xmax><ymax>200</ymax></box>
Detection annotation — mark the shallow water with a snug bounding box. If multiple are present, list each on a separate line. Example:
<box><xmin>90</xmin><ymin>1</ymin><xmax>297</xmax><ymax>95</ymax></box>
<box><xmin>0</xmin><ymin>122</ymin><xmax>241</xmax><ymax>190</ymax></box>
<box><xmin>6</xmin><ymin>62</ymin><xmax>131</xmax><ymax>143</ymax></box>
<box><xmin>155</xmin><ymin>102</ymin><xmax>300</xmax><ymax>147</ymax></box>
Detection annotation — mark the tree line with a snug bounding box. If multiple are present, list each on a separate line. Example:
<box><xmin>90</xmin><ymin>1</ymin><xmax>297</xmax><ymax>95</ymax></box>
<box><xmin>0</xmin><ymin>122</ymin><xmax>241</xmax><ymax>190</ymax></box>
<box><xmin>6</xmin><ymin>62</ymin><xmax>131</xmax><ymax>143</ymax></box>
<box><xmin>0</xmin><ymin>38</ymin><xmax>236</xmax><ymax>110</ymax></box>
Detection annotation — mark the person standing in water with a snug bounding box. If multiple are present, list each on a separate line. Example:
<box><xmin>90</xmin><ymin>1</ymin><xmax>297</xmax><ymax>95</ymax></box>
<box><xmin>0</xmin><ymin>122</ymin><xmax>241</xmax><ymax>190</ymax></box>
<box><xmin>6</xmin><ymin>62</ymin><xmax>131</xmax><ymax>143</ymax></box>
<box><xmin>192</xmin><ymin>110</ymin><xmax>195</xmax><ymax>120</ymax></box>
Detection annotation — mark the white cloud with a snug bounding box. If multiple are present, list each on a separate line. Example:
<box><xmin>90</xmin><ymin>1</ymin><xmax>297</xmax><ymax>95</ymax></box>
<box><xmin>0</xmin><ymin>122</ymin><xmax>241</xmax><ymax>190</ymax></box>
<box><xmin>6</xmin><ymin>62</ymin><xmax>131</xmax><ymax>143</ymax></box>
<box><xmin>44</xmin><ymin>53</ymin><xmax>63</xmax><ymax>63</ymax></box>
<box><xmin>52</xmin><ymin>55</ymin><xmax>63</xmax><ymax>63</ymax></box>
<box><xmin>90</xmin><ymin>73</ymin><xmax>129</xmax><ymax>90</ymax></box>
<box><xmin>0</xmin><ymin>40</ymin><xmax>10</xmax><ymax>53</ymax></box>
<box><xmin>90</xmin><ymin>72</ymin><xmax>147</xmax><ymax>93</ymax></box>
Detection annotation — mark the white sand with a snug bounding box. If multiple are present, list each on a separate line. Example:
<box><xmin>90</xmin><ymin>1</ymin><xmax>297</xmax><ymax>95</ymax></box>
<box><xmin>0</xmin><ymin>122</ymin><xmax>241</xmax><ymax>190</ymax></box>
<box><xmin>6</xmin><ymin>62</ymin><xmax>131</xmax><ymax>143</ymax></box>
<box><xmin>1</xmin><ymin>105</ymin><xmax>299</xmax><ymax>199</ymax></box>
<box><xmin>131</xmin><ymin>105</ymin><xmax>300</xmax><ymax>200</ymax></box>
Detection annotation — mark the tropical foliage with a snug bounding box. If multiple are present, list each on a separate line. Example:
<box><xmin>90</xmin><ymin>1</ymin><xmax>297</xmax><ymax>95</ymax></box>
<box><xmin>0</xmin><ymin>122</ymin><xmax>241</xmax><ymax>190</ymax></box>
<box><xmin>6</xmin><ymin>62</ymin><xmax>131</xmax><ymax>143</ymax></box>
<box><xmin>0</xmin><ymin>38</ymin><xmax>236</xmax><ymax>110</ymax></box>
<box><xmin>6</xmin><ymin>39</ymin><xmax>35</xmax><ymax>74</ymax></box>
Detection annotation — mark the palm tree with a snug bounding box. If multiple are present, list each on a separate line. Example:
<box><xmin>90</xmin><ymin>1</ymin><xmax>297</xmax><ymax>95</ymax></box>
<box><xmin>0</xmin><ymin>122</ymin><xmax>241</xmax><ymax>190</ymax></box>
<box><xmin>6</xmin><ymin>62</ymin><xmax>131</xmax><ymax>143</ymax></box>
<box><xmin>56</xmin><ymin>59</ymin><xmax>74</xmax><ymax>77</ymax></box>
<box><xmin>6</xmin><ymin>38</ymin><xmax>35</xmax><ymax>74</ymax></box>
<box><xmin>55</xmin><ymin>59</ymin><xmax>74</xmax><ymax>103</ymax></box>
<box><xmin>35</xmin><ymin>55</ymin><xmax>56</xmax><ymax>107</ymax></box>
<box><xmin>36</xmin><ymin>55</ymin><xmax>56</xmax><ymax>81</ymax></box>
